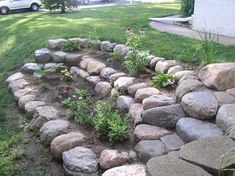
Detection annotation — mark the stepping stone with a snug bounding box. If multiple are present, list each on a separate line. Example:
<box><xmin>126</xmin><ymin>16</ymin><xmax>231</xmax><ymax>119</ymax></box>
<box><xmin>167</xmin><ymin>65</ymin><xmax>184</xmax><ymax>74</ymax></box>
<box><xmin>50</xmin><ymin>132</ymin><xmax>85</xmax><ymax>160</ymax></box>
<box><xmin>135</xmin><ymin>140</ymin><xmax>166</xmax><ymax>162</ymax></box>
<box><xmin>199</xmin><ymin>63</ymin><xmax>235</xmax><ymax>91</ymax></box>
<box><xmin>34</xmin><ymin>48</ymin><xmax>51</xmax><ymax>63</ymax></box>
<box><xmin>95</xmin><ymin>82</ymin><xmax>112</xmax><ymax>97</ymax></box>
<box><xmin>99</xmin><ymin>149</ymin><xmax>130</xmax><ymax>169</ymax></box>
<box><xmin>25</xmin><ymin>101</ymin><xmax>46</xmax><ymax>116</ymax></box>
<box><xmin>176</xmin><ymin>79</ymin><xmax>203</xmax><ymax>100</ymax></box>
<box><xmin>146</xmin><ymin>152</ymin><xmax>212</xmax><ymax>176</ymax></box>
<box><xmin>18</xmin><ymin>94</ymin><xmax>37</xmax><ymax>109</ymax></box>
<box><xmin>62</xmin><ymin>146</ymin><xmax>98</xmax><ymax>176</ymax></box>
<box><xmin>116</xmin><ymin>95</ymin><xmax>135</xmax><ymax>112</ymax></box>
<box><xmin>114</xmin><ymin>77</ymin><xmax>135</xmax><ymax>91</ymax></box>
<box><xmin>142</xmin><ymin>104</ymin><xmax>185</xmax><ymax>128</ymax></box>
<box><xmin>213</xmin><ymin>91</ymin><xmax>235</xmax><ymax>106</ymax></box>
<box><xmin>20</xmin><ymin>63</ymin><xmax>44</xmax><ymax>74</ymax></box>
<box><xmin>176</xmin><ymin>118</ymin><xmax>223</xmax><ymax>142</ymax></box>
<box><xmin>101</xmin><ymin>41</ymin><xmax>117</xmax><ymax>52</ymax></box>
<box><xmin>155</xmin><ymin>60</ymin><xmax>178</xmax><ymax>73</ymax></box>
<box><xmin>13</xmin><ymin>87</ymin><xmax>36</xmax><ymax>100</ymax></box>
<box><xmin>175</xmin><ymin>70</ymin><xmax>196</xmax><ymax>81</ymax></box>
<box><xmin>102</xmin><ymin>164</ymin><xmax>146</xmax><ymax>176</ymax></box>
<box><xmin>48</xmin><ymin>38</ymin><xmax>67</xmax><ymax>49</ymax></box>
<box><xmin>39</xmin><ymin>119</ymin><xmax>71</xmax><ymax>145</ymax></box>
<box><xmin>51</xmin><ymin>51</ymin><xmax>67</xmax><ymax>63</ymax></box>
<box><xmin>149</xmin><ymin>57</ymin><xmax>165</xmax><ymax>68</ymax></box>
<box><xmin>216</xmin><ymin>104</ymin><xmax>235</xmax><ymax>130</ymax></box>
<box><xmin>109</xmin><ymin>72</ymin><xmax>127</xmax><ymax>85</ymax></box>
<box><xmin>143</xmin><ymin>94</ymin><xmax>174</xmax><ymax>110</ymax></box>
<box><xmin>113</xmin><ymin>44</ymin><xmax>130</xmax><ymax>57</ymax></box>
<box><xmin>128</xmin><ymin>83</ymin><xmax>149</xmax><ymax>96</ymax></box>
<box><xmin>86</xmin><ymin>76</ymin><xmax>100</xmax><ymax>86</ymax></box>
<box><xmin>181</xmin><ymin>91</ymin><xmax>218</xmax><ymax>120</ymax></box>
<box><xmin>135</xmin><ymin>87</ymin><xmax>160</xmax><ymax>102</ymax></box>
<box><xmin>87</xmin><ymin>60</ymin><xmax>106</xmax><ymax>75</ymax></box>
<box><xmin>9</xmin><ymin>79</ymin><xmax>30</xmax><ymax>92</ymax></box>
<box><xmin>28</xmin><ymin>106</ymin><xmax>58</xmax><ymax>131</ymax></box>
<box><xmin>179</xmin><ymin>136</ymin><xmax>235</xmax><ymax>174</ymax></box>
<box><xmin>70</xmin><ymin>66</ymin><xmax>89</xmax><ymax>79</ymax></box>
<box><xmin>65</xmin><ymin>53</ymin><xmax>82</xmax><ymax>66</ymax></box>
<box><xmin>6</xmin><ymin>72</ymin><xmax>25</xmax><ymax>84</ymax></box>
<box><xmin>100</xmin><ymin>67</ymin><xmax>117</xmax><ymax>79</ymax></box>
<box><xmin>160</xmin><ymin>134</ymin><xmax>184</xmax><ymax>152</ymax></box>
<box><xmin>133</xmin><ymin>124</ymin><xmax>171</xmax><ymax>141</ymax></box>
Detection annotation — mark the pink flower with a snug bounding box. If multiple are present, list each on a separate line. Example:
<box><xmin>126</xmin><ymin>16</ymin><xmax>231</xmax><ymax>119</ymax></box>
<box><xmin>126</xmin><ymin>28</ymin><xmax>134</xmax><ymax>35</ymax></box>
<box><xmin>139</xmin><ymin>29</ymin><xmax>145</xmax><ymax>35</ymax></box>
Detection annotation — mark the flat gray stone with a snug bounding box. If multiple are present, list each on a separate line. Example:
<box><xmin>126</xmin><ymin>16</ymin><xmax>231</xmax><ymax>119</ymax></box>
<box><xmin>216</xmin><ymin>104</ymin><xmax>235</xmax><ymax>130</ymax></box>
<box><xmin>62</xmin><ymin>146</ymin><xmax>98</xmax><ymax>176</ymax></box>
<box><xmin>6</xmin><ymin>72</ymin><xmax>25</xmax><ymax>84</ymax></box>
<box><xmin>100</xmin><ymin>67</ymin><xmax>117</xmax><ymax>79</ymax></box>
<box><xmin>13</xmin><ymin>87</ymin><xmax>37</xmax><ymax>100</ymax></box>
<box><xmin>20</xmin><ymin>63</ymin><xmax>44</xmax><ymax>74</ymax></box>
<box><xmin>175</xmin><ymin>70</ymin><xmax>196</xmax><ymax>81</ymax></box>
<box><xmin>34</xmin><ymin>48</ymin><xmax>51</xmax><ymax>63</ymax></box>
<box><xmin>135</xmin><ymin>140</ymin><xmax>166</xmax><ymax>162</ymax></box>
<box><xmin>95</xmin><ymin>82</ymin><xmax>112</xmax><ymax>97</ymax></box>
<box><xmin>167</xmin><ymin>65</ymin><xmax>184</xmax><ymax>74</ymax></box>
<box><xmin>143</xmin><ymin>94</ymin><xmax>174</xmax><ymax>110</ymax></box>
<box><xmin>18</xmin><ymin>94</ymin><xmax>37</xmax><ymax>109</ymax></box>
<box><xmin>142</xmin><ymin>104</ymin><xmax>185</xmax><ymax>128</ymax></box>
<box><xmin>114</xmin><ymin>77</ymin><xmax>135</xmax><ymax>91</ymax></box>
<box><xmin>116</xmin><ymin>95</ymin><xmax>135</xmax><ymax>112</ymax></box>
<box><xmin>48</xmin><ymin>38</ymin><xmax>67</xmax><ymax>49</ymax></box>
<box><xmin>176</xmin><ymin>118</ymin><xmax>223</xmax><ymax>142</ymax></box>
<box><xmin>65</xmin><ymin>53</ymin><xmax>82</xmax><ymax>66</ymax></box>
<box><xmin>87</xmin><ymin>60</ymin><xmax>106</xmax><ymax>75</ymax></box>
<box><xmin>9</xmin><ymin>79</ymin><xmax>30</xmax><ymax>92</ymax></box>
<box><xmin>146</xmin><ymin>152</ymin><xmax>212</xmax><ymax>176</ymax></box>
<box><xmin>155</xmin><ymin>60</ymin><xmax>178</xmax><ymax>73</ymax></box>
<box><xmin>128</xmin><ymin>83</ymin><xmax>149</xmax><ymax>96</ymax></box>
<box><xmin>109</xmin><ymin>72</ymin><xmax>127</xmax><ymax>85</ymax></box>
<box><xmin>51</xmin><ymin>51</ymin><xmax>67</xmax><ymax>63</ymax></box>
<box><xmin>25</xmin><ymin>101</ymin><xmax>46</xmax><ymax>116</ymax></box>
<box><xmin>135</xmin><ymin>87</ymin><xmax>160</xmax><ymax>102</ymax></box>
<box><xmin>179</xmin><ymin>136</ymin><xmax>235</xmax><ymax>174</ymax></box>
<box><xmin>160</xmin><ymin>134</ymin><xmax>184</xmax><ymax>151</ymax></box>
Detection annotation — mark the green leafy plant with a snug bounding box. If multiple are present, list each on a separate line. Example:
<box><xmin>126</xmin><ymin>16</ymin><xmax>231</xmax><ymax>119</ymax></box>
<box><xmin>62</xmin><ymin>89</ymin><xmax>93</xmax><ymax>125</ymax></box>
<box><xmin>181</xmin><ymin>0</ymin><xmax>195</xmax><ymax>17</ymax></box>
<box><xmin>60</xmin><ymin>68</ymin><xmax>74</xmax><ymax>82</ymax></box>
<box><xmin>60</xmin><ymin>40</ymin><xmax>80</xmax><ymax>52</ymax></box>
<box><xmin>33</xmin><ymin>63</ymin><xmax>63</xmax><ymax>79</ymax></box>
<box><xmin>38</xmin><ymin>83</ymin><xmax>51</xmax><ymax>91</ymax></box>
<box><xmin>151</xmin><ymin>73</ymin><xmax>176</xmax><ymax>88</ymax></box>
<box><xmin>108</xmin><ymin>51</ymin><xmax>122</xmax><ymax>61</ymax></box>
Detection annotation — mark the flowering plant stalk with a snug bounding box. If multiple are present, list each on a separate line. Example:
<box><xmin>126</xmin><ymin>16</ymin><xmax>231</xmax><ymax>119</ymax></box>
<box><xmin>60</xmin><ymin>69</ymin><xmax>74</xmax><ymax>82</ymax></box>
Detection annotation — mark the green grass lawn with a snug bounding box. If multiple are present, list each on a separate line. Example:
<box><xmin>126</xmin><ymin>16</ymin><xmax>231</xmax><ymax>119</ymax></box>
<box><xmin>0</xmin><ymin>3</ymin><xmax>235</xmax><ymax>175</ymax></box>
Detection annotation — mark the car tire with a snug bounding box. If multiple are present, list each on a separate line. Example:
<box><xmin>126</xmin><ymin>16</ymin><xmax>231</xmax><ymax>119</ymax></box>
<box><xmin>82</xmin><ymin>0</ymin><xmax>90</xmax><ymax>5</ymax></box>
<box><xmin>0</xmin><ymin>6</ymin><xmax>9</xmax><ymax>15</ymax></box>
<box><xmin>31</xmin><ymin>3</ymin><xmax>40</xmax><ymax>11</ymax></box>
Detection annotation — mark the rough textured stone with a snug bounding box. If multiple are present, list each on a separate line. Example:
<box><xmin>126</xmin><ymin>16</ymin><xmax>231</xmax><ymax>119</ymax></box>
<box><xmin>13</xmin><ymin>87</ymin><xmax>37</xmax><ymax>100</ymax></box>
<box><xmin>87</xmin><ymin>60</ymin><xmax>106</xmax><ymax>75</ymax></box>
<box><xmin>86</xmin><ymin>76</ymin><xmax>100</xmax><ymax>85</ymax></box>
<box><xmin>9</xmin><ymin>79</ymin><xmax>30</xmax><ymax>92</ymax></box>
<box><xmin>133</xmin><ymin>124</ymin><xmax>171</xmax><ymax>141</ymax></box>
<box><xmin>135</xmin><ymin>140</ymin><xmax>166</xmax><ymax>162</ymax></box>
<box><xmin>100</xmin><ymin>41</ymin><xmax>116</xmax><ymax>52</ymax></box>
<box><xmin>6</xmin><ymin>72</ymin><xmax>25</xmax><ymax>84</ymax></box>
<box><xmin>199</xmin><ymin>63</ymin><xmax>235</xmax><ymax>90</ymax></box>
<box><xmin>175</xmin><ymin>70</ymin><xmax>196</xmax><ymax>81</ymax></box>
<box><xmin>100</xmin><ymin>67</ymin><xmax>117</xmax><ymax>79</ymax></box>
<box><xmin>146</xmin><ymin>152</ymin><xmax>212</xmax><ymax>176</ymax></box>
<box><xmin>178</xmin><ymin>74</ymin><xmax>200</xmax><ymax>84</ymax></box>
<box><xmin>51</xmin><ymin>51</ymin><xmax>67</xmax><ymax>63</ymax></box>
<box><xmin>135</xmin><ymin>87</ymin><xmax>160</xmax><ymax>102</ymax></box>
<box><xmin>142</xmin><ymin>104</ymin><xmax>185</xmax><ymax>128</ymax></box>
<box><xmin>70</xmin><ymin>67</ymin><xmax>89</xmax><ymax>78</ymax></box>
<box><xmin>111</xmin><ymin>88</ymin><xmax>119</xmax><ymax>97</ymax></box>
<box><xmin>116</xmin><ymin>96</ymin><xmax>135</xmax><ymax>112</ymax></box>
<box><xmin>48</xmin><ymin>38</ymin><xmax>67</xmax><ymax>49</ymax></box>
<box><xmin>114</xmin><ymin>77</ymin><xmax>134</xmax><ymax>91</ymax></box>
<box><xmin>129</xmin><ymin>103</ymin><xmax>143</xmax><ymax>126</ymax></box>
<box><xmin>226</xmin><ymin>88</ymin><xmax>235</xmax><ymax>97</ymax></box>
<box><xmin>128</xmin><ymin>83</ymin><xmax>148</xmax><ymax>96</ymax></box>
<box><xmin>79</xmin><ymin>56</ymin><xmax>95</xmax><ymax>69</ymax></box>
<box><xmin>179</xmin><ymin>136</ymin><xmax>235</xmax><ymax>174</ymax></box>
<box><xmin>181</xmin><ymin>91</ymin><xmax>218</xmax><ymax>120</ymax></box>
<box><xmin>155</xmin><ymin>60</ymin><xmax>178</xmax><ymax>73</ymax></box>
<box><xmin>213</xmin><ymin>91</ymin><xmax>235</xmax><ymax>105</ymax></box>
<box><xmin>167</xmin><ymin>65</ymin><xmax>184</xmax><ymax>74</ymax></box>
<box><xmin>102</xmin><ymin>164</ymin><xmax>146</xmax><ymax>176</ymax></box>
<box><xmin>40</xmin><ymin>120</ymin><xmax>70</xmax><ymax>145</ymax></box>
<box><xmin>65</xmin><ymin>53</ymin><xmax>82</xmax><ymax>66</ymax></box>
<box><xmin>149</xmin><ymin>57</ymin><xmax>165</xmax><ymax>68</ymax></box>
<box><xmin>176</xmin><ymin>79</ymin><xmax>203</xmax><ymax>100</ymax></box>
<box><xmin>25</xmin><ymin>101</ymin><xmax>46</xmax><ymax>116</ymax></box>
<box><xmin>20</xmin><ymin>63</ymin><xmax>44</xmax><ymax>73</ymax></box>
<box><xmin>34</xmin><ymin>48</ymin><xmax>51</xmax><ymax>63</ymax></box>
<box><xmin>109</xmin><ymin>72</ymin><xmax>127</xmax><ymax>85</ymax></box>
<box><xmin>113</xmin><ymin>44</ymin><xmax>130</xmax><ymax>57</ymax></box>
<box><xmin>143</xmin><ymin>94</ymin><xmax>174</xmax><ymax>110</ymax></box>
<box><xmin>50</xmin><ymin>132</ymin><xmax>85</xmax><ymax>160</ymax></box>
<box><xmin>29</xmin><ymin>106</ymin><xmax>58</xmax><ymax>131</ymax></box>
<box><xmin>95</xmin><ymin>82</ymin><xmax>112</xmax><ymax>97</ymax></box>
<box><xmin>160</xmin><ymin>134</ymin><xmax>184</xmax><ymax>151</ymax></box>
<box><xmin>18</xmin><ymin>94</ymin><xmax>37</xmax><ymax>109</ymax></box>
<box><xmin>99</xmin><ymin>149</ymin><xmax>130</xmax><ymax>169</ymax></box>
<box><xmin>176</xmin><ymin>118</ymin><xmax>223</xmax><ymax>142</ymax></box>
<box><xmin>62</xmin><ymin>146</ymin><xmax>98</xmax><ymax>176</ymax></box>
<box><xmin>216</xmin><ymin>104</ymin><xmax>235</xmax><ymax>130</ymax></box>
<box><xmin>43</xmin><ymin>63</ymin><xmax>58</xmax><ymax>70</ymax></box>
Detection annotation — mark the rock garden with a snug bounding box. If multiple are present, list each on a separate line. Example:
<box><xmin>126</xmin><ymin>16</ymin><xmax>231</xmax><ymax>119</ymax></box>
<box><xmin>5</xmin><ymin>33</ymin><xmax>235</xmax><ymax>176</ymax></box>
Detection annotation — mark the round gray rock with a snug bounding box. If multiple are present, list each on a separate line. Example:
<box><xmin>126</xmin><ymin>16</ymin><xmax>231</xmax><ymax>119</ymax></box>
<box><xmin>128</xmin><ymin>83</ymin><xmax>149</xmax><ymax>96</ymax></box>
<box><xmin>216</xmin><ymin>104</ymin><xmax>235</xmax><ymax>130</ymax></box>
<box><xmin>100</xmin><ymin>67</ymin><xmax>117</xmax><ymax>79</ymax></box>
<box><xmin>20</xmin><ymin>63</ymin><xmax>44</xmax><ymax>74</ymax></box>
<box><xmin>95</xmin><ymin>82</ymin><xmax>112</xmax><ymax>97</ymax></box>
<box><xmin>116</xmin><ymin>95</ymin><xmax>135</xmax><ymax>112</ymax></box>
<box><xmin>51</xmin><ymin>51</ymin><xmax>67</xmax><ymax>63</ymax></box>
<box><xmin>143</xmin><ymin>94</ymin><xmax>174</xmax><ymax>110</ymax></box>
<box><xmin>34</xmin><ymin>48</ymin><xmax>51</xmax><ymax>63</ymax></box>
<box><xmin>101</xmin><ymin>41</ymin><xmax>116</xmax><ymax>52</ymax></box>
<box><xmin>25</xmin><ymin>101</ymin><xmax>46</xmax><ymax>116</ymax></box>
<box><xmin>18</xmin><ymin>94</ymin><xmax>37</xmax><ymax>109</ymax></box>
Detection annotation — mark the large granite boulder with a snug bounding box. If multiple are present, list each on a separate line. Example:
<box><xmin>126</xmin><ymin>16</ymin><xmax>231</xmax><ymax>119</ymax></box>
<box><xmin>216</xmin><ymin>104</ymin><xmax>235</xmax><ymax>130</ymax></box>
<box><xmin>114</xmin><ymin>77</ymin><xmax>134</xmax><ymax>91</ymax></box>
<box><xmin>34</xmin><ymin>48</ymin><xmax>51</xmax><ymax>63</ymax></box>
<box><xmin>176</xmin><ymin>118</ymin><xmax>223</xmax><ymax>142</ymax></box>
<box><xmin>181</xmin><ymin>91</ymin><xmax>218</xmax><ymax>120</ymax></box>
<box><xmin>65</xmin><ymin>53</ymin><xmax>82</xmax><ymax>66</ymax></box>
<box><xmin>51</xmin><ymin>51</ymin><xmax>67</xmax><ymax>63</ymax></box>
<box><xmin>116</xmin><ymin>95</ymin><xmax>135</xmax><ymax>112</ymax></box>
<box><xmin>87</xmin><ymin>60</ymin><xmax>106</xmax><ymax>75</ymax></box>
<box><xmin>199</xmin><ymin>63</ymin><xmax>235</xmax><ymax>90</ymax></box>
<box><xmin>143</xmin><ymin>94</ymin><xmax>174</xmax><ymax>110</ymax></box>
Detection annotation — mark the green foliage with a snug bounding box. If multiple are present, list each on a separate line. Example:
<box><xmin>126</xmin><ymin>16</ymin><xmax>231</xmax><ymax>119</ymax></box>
<box><xmin>60</xmin><ymin>40</ymin><xmax>80</xmax><ymax>52</ymax></box>
<box><xmin>181</xmin><ymin>0</ymin><xmax>194</xmax><ymax>17</ymax></box>
<box><xmin>151</xmin><ymin>73</ymin><xmax>175</xmax><ymax>88</ymax></box>
<box><xmin>41</xmin><ymin>0</ymin><xmax>77</xmax><ymax>13</ymax></box>
<box><xmin>38</xmin><ymin>83</ymin><xmax>51</xmax><ymax>91</ymax></box>
<box><xmin>33</xmin><ymin>63</ymin><xmax>63</xmax><ymax>79</ymax></box>
<box><xmin>62</xmin><ymin>89</ymin><xmax>93</xmax><ymax>125</ymax></box>
<box><xmin>108</xmin><ymin>51</ymin><xmax>122</xmax><ymax>61</ymax></box>
<box><xmin>94</xmin><ymin>100</ymin><xmax>129</xmax><ymax>142</ymax></box>
<box><xmin>60</xmin><ymin>68</ymin><xmax>74</xmax><ymax>82</ymax></box>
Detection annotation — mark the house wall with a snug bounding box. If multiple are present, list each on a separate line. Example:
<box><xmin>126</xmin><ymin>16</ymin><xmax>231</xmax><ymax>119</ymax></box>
<box><xmin>193</xmin><ymin>0</ymin><xmax>235</xmax><ymax>37</ymax></box>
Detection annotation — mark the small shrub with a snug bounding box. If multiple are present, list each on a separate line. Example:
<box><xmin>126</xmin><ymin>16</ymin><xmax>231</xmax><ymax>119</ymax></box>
<box><xmin>33</xmin><ymin>63</ymin><xmax>63</xmax><ymax>79</ymax></box>
<box><xmin>108</xmin><ymin>51</ymin><xmax>122</xmax><ymax>61</ymax></box>
<box><xmin>60</xmin><ymin>40</ymin><xmax>80</xmax><ymax>52</ymax></box>
<box><xmin>38</xmin><ymin>83</ymin><xmax>51</xmax><ymax>91</ymax></box>
<box><xmin>60</xmin><ymin>68</ymin><xmax>74</xmax><ymax>82</ymax></box>
<box><xmin>151</xmin><ymin>73</ymin><xmax>175</xmax><ymax>88</ymax></box>
<box><xmin>41</xmin><ymin>0</ymin><xmax>77</xmax><ymax>13</ymax></box>
<box><xmin>181</xmin><ymin>0</ymin><xmax>195</xmax><ymax>17</ymax></box>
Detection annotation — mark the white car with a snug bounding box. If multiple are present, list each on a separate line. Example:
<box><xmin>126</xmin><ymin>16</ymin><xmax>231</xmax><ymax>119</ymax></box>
<box><xmin>0</xmin><ymin>0</ymin><xmax>42</xmax><ymax>15</ymax></box>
